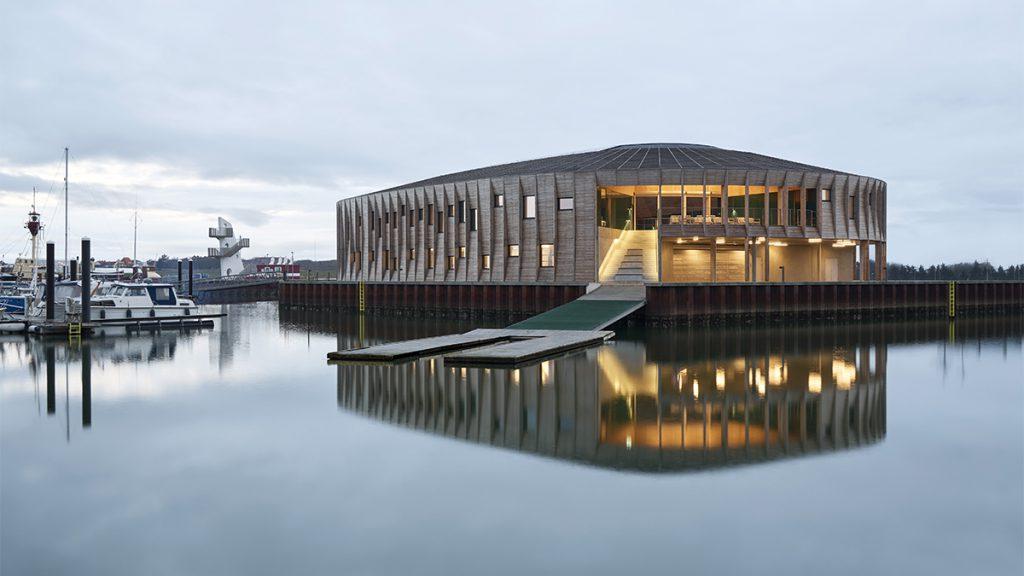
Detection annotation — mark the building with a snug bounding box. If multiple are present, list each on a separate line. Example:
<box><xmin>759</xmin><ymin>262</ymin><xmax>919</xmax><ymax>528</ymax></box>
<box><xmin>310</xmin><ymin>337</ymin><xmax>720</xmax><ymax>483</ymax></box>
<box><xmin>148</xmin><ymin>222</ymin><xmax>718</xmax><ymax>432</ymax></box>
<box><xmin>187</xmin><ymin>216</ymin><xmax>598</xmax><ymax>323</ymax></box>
<box><xmin>208</xmin><ymin>217</ymin><xmax>250</xmax><ymax>277</ymax></box>
<box><xmin>336</xmin><ymin>143</ymin><xmax>886</xmax><ymax>284</ymax></box>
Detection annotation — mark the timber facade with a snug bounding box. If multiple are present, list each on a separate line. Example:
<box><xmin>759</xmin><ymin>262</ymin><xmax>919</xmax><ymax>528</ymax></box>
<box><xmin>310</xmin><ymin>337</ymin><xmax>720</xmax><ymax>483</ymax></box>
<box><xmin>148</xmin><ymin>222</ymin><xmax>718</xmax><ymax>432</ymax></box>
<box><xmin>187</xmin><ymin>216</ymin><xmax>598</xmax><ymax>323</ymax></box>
<box><xmin>337</xmin><ymin>143</ymin><xmax>887</xmax><ymax>285</ymax></box>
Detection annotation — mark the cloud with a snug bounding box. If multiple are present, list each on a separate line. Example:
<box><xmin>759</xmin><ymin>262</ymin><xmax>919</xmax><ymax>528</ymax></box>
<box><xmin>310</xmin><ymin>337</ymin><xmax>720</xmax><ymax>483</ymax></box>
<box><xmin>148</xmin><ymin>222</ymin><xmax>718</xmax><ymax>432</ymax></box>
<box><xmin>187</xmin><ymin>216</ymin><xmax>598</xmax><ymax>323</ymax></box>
<box><xmin>1</xmin><ymin>0</ymin><xmax>1021</xmax><ymax>264</ymax></box>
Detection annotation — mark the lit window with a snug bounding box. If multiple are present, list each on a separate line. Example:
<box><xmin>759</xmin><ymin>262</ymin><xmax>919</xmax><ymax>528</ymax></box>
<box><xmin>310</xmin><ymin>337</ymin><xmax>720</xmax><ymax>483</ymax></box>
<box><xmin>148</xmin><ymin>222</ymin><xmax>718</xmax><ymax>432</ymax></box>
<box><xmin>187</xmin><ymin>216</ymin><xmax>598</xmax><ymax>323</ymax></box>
<box><xmin>447</xmin><ymin>255</ymin><xmax>456</xmax><ymax>270</ymax></box>
<box><xmin>821</xmin><ymin>189</ymin><xmax>831</xmax><ymax>202</ymax></box>
<box><xmin>409</xmin><ymin>248</ymin><xmax>415</xmax><ymax>261</ymax></box>
<box><xmin>427</xmin><ymin>248</ymin><xmax>435</xmax><ymax>268</ymax></box>
<box><xmin>540</xmin><ymin>244</ymin><xmax>555</xmax><ymax>267</ymax></box>
<box><xmin>494</xmin><ymin>194</ymin><xmax>504</xmax><ymax>207</ymax></box>
<box><xmin>508</xmin><ymin>244</ymin><xmax>520</xmax><ymax>257</ymax></box>
<box><xmin>470</xmin><ymin>208</ymin><xmax>478</xmax><ymax>231</ymax></box>
<box><xmin>523</xmin><ymin>196</ymin><xmax>536</xmax><ymax>219</ymax></box>
<box><xmin>558</xmin><ymin>197</ymin><xmax>574</xmax><ymax>211</ymax></box>
<box><xmin>447</xmin><ymin>204</ymin><xmax>455</xmax><ymax>218</ymax></box>
<box><xmin>482</xmin><ymin>254</ymin><xmax>491</xmax><ymax>269</ymax></box>
<box><xmin>459</xmin><ymin>246</ymin><xmax>466</xmax><ymax>258</ymax></box>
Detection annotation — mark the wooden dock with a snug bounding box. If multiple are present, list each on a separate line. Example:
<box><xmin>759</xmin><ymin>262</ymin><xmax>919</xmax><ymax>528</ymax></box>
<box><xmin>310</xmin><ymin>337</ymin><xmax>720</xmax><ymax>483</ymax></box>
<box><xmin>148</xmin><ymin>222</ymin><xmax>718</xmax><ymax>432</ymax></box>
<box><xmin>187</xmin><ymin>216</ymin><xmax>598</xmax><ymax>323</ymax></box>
<box><xmin>328</xmin><ymin>328</ymin><xmax>612</xmax><ymax>365</ymax></box>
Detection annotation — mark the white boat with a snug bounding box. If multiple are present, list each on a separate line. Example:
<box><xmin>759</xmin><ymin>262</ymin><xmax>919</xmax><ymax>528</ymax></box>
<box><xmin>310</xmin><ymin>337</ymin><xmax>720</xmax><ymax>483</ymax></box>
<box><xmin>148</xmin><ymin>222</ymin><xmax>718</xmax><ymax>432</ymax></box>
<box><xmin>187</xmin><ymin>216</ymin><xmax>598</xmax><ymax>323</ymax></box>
<box><xmin>72</xmin><ymin>281</ymin><xmax>201</xmax><ymax>323</ymax></box>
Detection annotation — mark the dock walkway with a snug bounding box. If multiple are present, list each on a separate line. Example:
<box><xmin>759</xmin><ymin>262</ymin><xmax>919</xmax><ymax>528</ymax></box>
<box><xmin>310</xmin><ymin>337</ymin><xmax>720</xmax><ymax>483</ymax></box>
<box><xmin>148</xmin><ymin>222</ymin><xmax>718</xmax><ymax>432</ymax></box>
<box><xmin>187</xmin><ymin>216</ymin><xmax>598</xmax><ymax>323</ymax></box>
<box><xmin>329</xmin><ymin>328</ymin><xmax>613</xmax><ymax>365</ymax></box>
<box><xmin>328</xmin><ymin>284</ymin><xmax>644</xmax><ymax>366</ymax></box>
<box><xmin>509</xmin><ymin>284</ymin><xmax>645</xmax><ymax>331</ymax></box>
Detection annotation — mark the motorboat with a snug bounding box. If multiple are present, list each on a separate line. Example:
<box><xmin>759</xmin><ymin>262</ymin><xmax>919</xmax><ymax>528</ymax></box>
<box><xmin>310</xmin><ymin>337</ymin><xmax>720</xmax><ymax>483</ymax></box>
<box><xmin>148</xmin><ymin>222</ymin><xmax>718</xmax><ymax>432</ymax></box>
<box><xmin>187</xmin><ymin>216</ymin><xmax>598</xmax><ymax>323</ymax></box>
<box><xmin>72</xmin><ymin>281</ymin><xmax>201</xmax><ymax>323</ymax></box>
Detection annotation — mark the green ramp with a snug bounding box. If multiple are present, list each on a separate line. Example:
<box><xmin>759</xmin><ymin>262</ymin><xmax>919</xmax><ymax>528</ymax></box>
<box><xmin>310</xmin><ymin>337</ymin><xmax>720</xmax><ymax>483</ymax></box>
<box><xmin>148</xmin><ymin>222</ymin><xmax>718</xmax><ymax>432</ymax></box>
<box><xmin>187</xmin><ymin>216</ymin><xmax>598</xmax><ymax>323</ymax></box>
<box><xmin>509</xmin><ymin>299</ymin><xmax>644</xmax><ymax>331</ymax></box>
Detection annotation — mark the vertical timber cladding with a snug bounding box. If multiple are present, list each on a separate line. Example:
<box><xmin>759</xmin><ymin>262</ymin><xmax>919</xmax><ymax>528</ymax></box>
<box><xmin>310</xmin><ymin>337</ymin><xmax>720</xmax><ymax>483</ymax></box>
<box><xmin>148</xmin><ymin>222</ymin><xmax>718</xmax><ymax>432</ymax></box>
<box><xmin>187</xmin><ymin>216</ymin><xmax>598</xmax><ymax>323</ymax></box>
<box><xmin>337</xmin><ymin>171</ymin><xmax>599</xmax><ymax>284</ymax></box>
<box><xmin>335</xmin><ymin>143</ymin><xmax>885</xmax><ymax>285</ymax></box>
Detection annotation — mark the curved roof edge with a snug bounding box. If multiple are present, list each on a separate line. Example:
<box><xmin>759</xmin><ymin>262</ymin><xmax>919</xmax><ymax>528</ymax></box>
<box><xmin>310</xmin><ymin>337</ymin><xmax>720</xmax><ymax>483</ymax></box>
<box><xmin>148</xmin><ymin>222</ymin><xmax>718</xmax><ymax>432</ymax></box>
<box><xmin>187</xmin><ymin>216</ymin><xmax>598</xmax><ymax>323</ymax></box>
<box><xmin>370</xmin><ymin>143</ymin><xmax>876</xmax><ymax>194</ymax></box>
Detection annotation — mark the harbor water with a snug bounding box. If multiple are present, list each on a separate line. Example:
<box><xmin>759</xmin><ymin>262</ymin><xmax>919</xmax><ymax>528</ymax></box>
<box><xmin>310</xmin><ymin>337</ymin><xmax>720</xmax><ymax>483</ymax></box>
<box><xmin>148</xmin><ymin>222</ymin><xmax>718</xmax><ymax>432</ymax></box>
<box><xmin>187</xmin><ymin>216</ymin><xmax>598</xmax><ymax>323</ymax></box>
<box><xmin>2</xmin><ymin>302</ymin><xmax>1021</xmax><ymax>575</ymax></box>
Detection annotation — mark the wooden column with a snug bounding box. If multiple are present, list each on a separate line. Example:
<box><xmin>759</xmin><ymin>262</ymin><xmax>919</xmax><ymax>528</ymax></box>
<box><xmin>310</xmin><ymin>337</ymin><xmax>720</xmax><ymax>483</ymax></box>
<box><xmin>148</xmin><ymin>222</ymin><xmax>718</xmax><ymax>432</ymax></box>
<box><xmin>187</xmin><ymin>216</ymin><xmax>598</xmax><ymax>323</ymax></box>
<box><xmin>744</xmin><ymin>240</ymin><xmax>751</xmax><ymax>282</ymax></box>
<box><xmin>879</xmin><ymin>242</ymin><xmax>887</xmax><ymax>281</ymax></box>
<box><xmin>751</xmin><ymin>240</ymin><xmax>758</xmax><ymax>282</ymax></box>
<box><xmin>859</xmin><ymin>240</ymin><xmax>870</xmax><ymax>281</ymax></box>
<box><xmin>711</xmin><ymin>240</ymin><xmax>718</xmax><ymax>283</ymax></box>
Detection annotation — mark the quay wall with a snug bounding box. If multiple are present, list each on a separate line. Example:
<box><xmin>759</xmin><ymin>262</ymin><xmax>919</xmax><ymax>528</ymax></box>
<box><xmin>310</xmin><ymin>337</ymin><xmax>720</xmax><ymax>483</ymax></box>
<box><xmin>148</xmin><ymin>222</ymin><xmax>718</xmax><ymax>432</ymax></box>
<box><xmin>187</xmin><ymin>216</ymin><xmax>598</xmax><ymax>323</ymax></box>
<box><xmin>280</xmin><ymin>281</ymin><xmax>587</xmax><ymax>321</ymax></box>
<box><xmin>279</xmin><ymin>280</ymin><xmax>1023</xmax><ymax>324</ymax></box>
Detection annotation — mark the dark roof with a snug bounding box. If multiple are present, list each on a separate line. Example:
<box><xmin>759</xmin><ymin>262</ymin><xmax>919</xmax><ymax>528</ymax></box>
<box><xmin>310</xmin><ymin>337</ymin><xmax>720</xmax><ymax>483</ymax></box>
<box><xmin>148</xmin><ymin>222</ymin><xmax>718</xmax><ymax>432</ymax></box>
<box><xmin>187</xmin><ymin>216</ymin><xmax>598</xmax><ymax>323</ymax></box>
<box><xmin>381</xmin><ymin>143</ymin><xmax>856</xmax><ymax>192</ymax></box>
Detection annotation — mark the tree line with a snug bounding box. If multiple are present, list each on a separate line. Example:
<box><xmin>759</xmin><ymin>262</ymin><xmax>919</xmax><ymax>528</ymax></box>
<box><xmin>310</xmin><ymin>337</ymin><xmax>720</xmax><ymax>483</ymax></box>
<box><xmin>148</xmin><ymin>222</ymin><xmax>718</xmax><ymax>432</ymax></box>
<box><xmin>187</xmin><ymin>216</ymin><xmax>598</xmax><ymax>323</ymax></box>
<box><xmin>886</xmin><ymin>261</ymin><xmax>1024</xmax><ymax>281</ymax></box>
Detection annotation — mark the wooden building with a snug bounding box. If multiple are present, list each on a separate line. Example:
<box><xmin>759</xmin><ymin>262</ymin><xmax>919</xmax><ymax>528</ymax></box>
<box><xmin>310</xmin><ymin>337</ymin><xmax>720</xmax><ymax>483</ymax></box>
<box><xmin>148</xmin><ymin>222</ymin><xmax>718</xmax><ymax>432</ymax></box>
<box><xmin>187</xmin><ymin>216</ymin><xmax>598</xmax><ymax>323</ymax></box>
<box><xmin>337</xmin><ymin>143</ymin><xmax>886</xmax><ymax>284</ymax></box>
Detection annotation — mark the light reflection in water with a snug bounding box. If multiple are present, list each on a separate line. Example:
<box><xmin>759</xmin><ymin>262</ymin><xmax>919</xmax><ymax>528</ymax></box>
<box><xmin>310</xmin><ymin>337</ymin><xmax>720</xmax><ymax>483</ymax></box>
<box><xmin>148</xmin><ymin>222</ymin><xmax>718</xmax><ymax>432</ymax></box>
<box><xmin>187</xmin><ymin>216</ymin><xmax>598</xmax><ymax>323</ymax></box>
<box><xmin>333</xmin><ymin>325</ymin><xmax>890</xmax><ymax>472</ymax></box>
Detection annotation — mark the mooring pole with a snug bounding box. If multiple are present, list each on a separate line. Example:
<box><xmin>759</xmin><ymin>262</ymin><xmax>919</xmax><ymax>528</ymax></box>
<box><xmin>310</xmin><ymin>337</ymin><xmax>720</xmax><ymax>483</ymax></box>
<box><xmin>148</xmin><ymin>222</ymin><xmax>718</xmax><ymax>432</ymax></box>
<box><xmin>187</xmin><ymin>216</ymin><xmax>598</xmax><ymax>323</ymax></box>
<box><xmin>70</xmin><ymin>259</ymin><xmax>77</xmax><ymax>281</ymax></box>
<box><xmin>188</xmin><ymin>259</ymin><xmax>194</xmax><ymax>297</ymax></box>
<box><xmin>45</xmin><ymin>241</ymin><xmax>55</xmax><ymax>321</ymax></box>
<box><xmin>81</xmin><ymin>238</ymin><xmax>91</xmax><ymax>324</ymax></box>
<box><xmin>177</xmin><ymin>259</ymin><xmax>183</xmax><ymax>293</ymax></box>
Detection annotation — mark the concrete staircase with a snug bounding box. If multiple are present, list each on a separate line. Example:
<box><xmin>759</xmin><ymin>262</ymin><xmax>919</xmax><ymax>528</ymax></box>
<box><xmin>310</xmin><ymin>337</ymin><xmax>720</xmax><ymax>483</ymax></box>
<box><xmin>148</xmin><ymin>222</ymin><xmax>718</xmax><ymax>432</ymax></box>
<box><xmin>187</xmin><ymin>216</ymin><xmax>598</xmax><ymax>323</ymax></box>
<box><xmin>600</xmin><ymin>230</ymin><xmax>658</xmax><ymax>284</ymax></box>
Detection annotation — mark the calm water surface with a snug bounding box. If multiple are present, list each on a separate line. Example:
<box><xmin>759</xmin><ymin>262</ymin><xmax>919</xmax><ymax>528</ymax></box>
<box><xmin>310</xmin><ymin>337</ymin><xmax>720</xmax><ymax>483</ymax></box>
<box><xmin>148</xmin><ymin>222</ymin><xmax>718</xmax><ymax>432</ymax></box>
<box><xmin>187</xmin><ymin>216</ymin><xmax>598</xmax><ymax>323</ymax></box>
<box><xmin>2</xmin><ymin>303</ymin><xmax>1022</xmax><ymax>575</ymax></box>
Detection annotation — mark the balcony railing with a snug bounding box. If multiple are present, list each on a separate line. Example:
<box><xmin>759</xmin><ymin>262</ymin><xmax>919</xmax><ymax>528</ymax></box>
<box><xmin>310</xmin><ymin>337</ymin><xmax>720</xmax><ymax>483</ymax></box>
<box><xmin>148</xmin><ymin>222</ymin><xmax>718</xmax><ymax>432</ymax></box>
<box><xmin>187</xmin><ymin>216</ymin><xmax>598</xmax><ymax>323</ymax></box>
<box><xmin>209</xmin><ymin>226</ymin><xmax>234</xmax><ymax>238</ymax></box>
<box><xmin>657</xmin><ymin>208</ymin><xmax>818</xmax><ymax>228</ymax></box>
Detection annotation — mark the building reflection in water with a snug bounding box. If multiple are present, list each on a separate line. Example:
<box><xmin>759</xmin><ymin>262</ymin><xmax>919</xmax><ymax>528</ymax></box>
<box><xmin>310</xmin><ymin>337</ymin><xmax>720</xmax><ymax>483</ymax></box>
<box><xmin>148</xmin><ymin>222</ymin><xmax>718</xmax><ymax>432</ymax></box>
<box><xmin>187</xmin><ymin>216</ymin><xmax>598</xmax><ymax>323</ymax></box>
<box><xmin>334</xmin><ymin>325</ymin><xmax>890</xmax><ymax>471</ymax></box>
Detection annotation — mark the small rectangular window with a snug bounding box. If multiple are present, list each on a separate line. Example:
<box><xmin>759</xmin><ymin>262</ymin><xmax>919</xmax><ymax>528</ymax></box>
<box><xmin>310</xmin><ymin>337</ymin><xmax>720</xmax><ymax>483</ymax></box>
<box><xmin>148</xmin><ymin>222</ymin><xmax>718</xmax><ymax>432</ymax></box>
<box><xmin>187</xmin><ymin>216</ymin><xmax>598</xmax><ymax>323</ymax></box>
<box><xmin>540</xmin><ymin>244</ymin><xmax>555</xmax><ymax>267</ymax></box>
<box><xmin>481</xmin><ymin>254</ymin><xmax>491</xmax><ymax>269</ymax></box>
<box><xmin>369</xmin><ymin>250</ymin><xmax>375</xmax><ymax>263</ymax></box>
<box><xmin>418</xmin><ymin>208</ymin><xmax>424</xmax><ymax>221</ymax></box>
<box><xmin>409</xmin><ymin>209</ymin><xmax>414</xmax><ymax>224</ymax></box>
<box><xmin>494</xmin><ymin>194</ymin><xmax>504</xmax><ymax>207</ymax></box>
<box><xmin>383</xmin><ymin>250</ymin><xmax>390</xmax><ymax>270</ymax></box>
<box><xmin>508</xmin><ymin>244</ymin><xmax>520</xmax><ymax>257</ymax></box>
<box><xmin>849</xmin><ymin>194</ymin><xmax>856</xmax><ymax>218</ymax></box>
<box><xmin>447</xmin><ymin>204</ymin><xmax>455</xmax><ymax>218</ymax></box>
<box><xmin>447</xmin><ymin>255</ymin><xmax>456</xmax><ymax>270</ymax></box>
<box><xmin>427</xmin><ymin>248</ymin><xmax>435</xmax><ymax>268</ymax></box>
<box><xmin>523</xmin><ymin>195</ymin><xmax>536</xmax><ymax>219</ymax></box>
<box><xmin>558</xmin><ymin>197</ymin><xmax>574</xmax><ymax>211</ymax></box>
<box><xmin>426</xmin><ymin>205</ymin><xmax>433</xmax><ymax>224</ymax></box>
<box><xmin>470</xmin><ymin>208</ymin><xmax>478</xmax><ymax>231</ymax></box>
<box><xmin>437</xmin><ymin>211</ymin><xmax>444</xmax><ymax>232</ymax></box>
<box><xmin>821</xmin><ymin>189</ymin><xmax>831</xmax><ymax>202</ymax></box>
<box><xmin>409</xmin><ymin>248</ymin><xmax>415</xmax><ymax>261</ymax></box>
<box><xmin>458</xmin><ymin>200</ymin><xmax>466</xmax><ymax>223</ymax></box>
<box><xmin>459</xmin><ymin>246</ymin><xmax>467</xmax><ymax>258</ymax></box>
<box><xmin>392</xmin><ymin>212</ymin><xmax>397</xmax><ymax>228</ymax></box>
<box><xmin>384</xmin><ymin>212</ymin><xmax>389</xmax><ymax>224</ymax></box>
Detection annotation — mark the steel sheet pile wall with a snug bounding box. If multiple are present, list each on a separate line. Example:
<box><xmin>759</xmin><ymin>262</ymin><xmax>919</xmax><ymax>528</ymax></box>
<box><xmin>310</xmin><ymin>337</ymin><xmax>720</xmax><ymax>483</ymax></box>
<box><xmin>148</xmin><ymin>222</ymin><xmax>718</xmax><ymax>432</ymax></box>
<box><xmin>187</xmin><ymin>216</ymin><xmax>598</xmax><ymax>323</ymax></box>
<box><xmin>644</xmin><ymin>281</ymin><xmax>1024</xmax><ymax>325</ymax></box>
<box><xmin>280</xmin><ymin>281</ymin><xmax>587</xmax><ymax>320</ymax></box>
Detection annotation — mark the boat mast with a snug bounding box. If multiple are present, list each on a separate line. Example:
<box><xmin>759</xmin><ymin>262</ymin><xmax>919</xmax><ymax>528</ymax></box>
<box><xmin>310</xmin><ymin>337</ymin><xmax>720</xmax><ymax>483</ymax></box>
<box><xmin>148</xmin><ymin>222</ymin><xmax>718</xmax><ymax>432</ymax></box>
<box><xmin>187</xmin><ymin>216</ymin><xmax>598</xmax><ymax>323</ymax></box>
<box><xmin>132</xmin><ymin>206</ymin><xmax>138</xmax><ymax>266</ymax></box>
<box><xmin>64</xmin><ymin>146</ymin><xmax>69</xmax><ymax>277</ymax></box>
<box><xmin>26</xmin><ymin>188</ymin><xmax>42</xmax><ymax>299</ymax></box>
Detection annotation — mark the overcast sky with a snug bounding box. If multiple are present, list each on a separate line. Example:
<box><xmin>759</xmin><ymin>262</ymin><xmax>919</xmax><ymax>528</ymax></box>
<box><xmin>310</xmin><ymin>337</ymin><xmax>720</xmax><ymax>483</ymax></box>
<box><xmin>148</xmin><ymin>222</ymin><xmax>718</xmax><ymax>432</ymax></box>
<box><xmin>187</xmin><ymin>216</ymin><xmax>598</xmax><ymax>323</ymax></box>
<box><xmin>1</xmin><ymin>0</ymin><xmax>1021</xmax><ymax>265</ymax></box>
